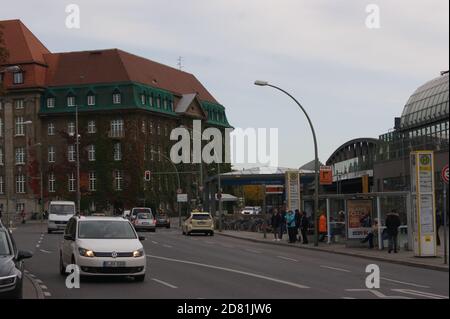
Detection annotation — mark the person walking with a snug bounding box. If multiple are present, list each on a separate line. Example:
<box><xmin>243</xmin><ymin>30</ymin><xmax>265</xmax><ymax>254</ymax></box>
<box><xmin>319</xmin><ymin>213</ymin><xmax>327</xmax><ymax>242</ymax></box>
<box><xmin>286</xmin><ymin>210</ymin><xmax>297</xmax><ymax>243</ymax></box>
<box><xmin>271</xmin><ymin>209</ymin><xmax>282</xmax><ymax>241</ymax></box>
<box><xmin>385</xmin><ymin>209</ymin><xmax>401</xmax><ymax>253</ymax></box>
<box><xmin>299</xmin><ymin>211</ymin><xmax>309</xmax><ymax>244</ymax></box>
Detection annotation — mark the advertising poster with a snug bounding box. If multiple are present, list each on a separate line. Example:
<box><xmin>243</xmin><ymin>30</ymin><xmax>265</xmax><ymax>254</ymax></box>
<box><xmin>347</xmin><ymin>199</ymin><xmax>372</xmax><ymax>239</ymax></box>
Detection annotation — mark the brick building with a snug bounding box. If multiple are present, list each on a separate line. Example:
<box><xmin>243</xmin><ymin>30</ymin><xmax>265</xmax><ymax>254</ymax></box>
<box><xmin>0</xmin><ymin>20</ymin><xmax>231</xmax><ymax>217</ymax></box>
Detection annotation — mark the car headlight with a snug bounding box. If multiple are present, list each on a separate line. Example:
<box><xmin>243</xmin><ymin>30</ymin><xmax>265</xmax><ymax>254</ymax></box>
<box><xmin>78</xmin><ymin>247</ymin><xmax>95</xmax><ymax>257</ymax></box>
<box><xmin>133</xmin><ymin>249</ymin><xmax>144</xmax><ymax>258</ymax></box>
<box><xmin>0</xmin><ymin>275</ymin><xmax>17</xmax><ymax>287</ymax></box>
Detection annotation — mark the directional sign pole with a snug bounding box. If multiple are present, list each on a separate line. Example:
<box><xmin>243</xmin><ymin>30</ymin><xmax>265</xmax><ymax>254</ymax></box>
<box><xmin>442</xmin><ymin>164</ymin><xmax>448</xmax><ymax>265</ymax></box>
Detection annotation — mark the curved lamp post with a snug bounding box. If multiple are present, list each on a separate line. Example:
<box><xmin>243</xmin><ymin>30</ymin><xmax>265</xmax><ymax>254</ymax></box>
<box><xmin>254</xmin><ymin>80</ymin><xmax>320</xmax><ymax>246</ymax></box>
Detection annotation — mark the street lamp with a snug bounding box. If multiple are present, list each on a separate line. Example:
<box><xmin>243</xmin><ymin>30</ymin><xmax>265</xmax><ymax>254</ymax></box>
<box><xmin>254</xmin><ymin>80</ymin><xmax>320</xmax><ymax>246</ymax></box>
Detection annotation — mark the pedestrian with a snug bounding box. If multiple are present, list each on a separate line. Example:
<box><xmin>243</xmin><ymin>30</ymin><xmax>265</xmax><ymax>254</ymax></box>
<box><xmin>360</xmin><ymin>212</ymin><xmax>372</xmax><ymax>228</ymax></box>
<box><xmin>281</xmin><ymin>209</ymin><xmax>287</xmax><ymax>236</ymax></box>
<box><xmin>286</xmin><ymin>210</ymin><xmax>297</xmax><ymax>243</ymax></box>
<box><xmin>271</xmin><ymin>209</ymin><xmax>282</xmax><ymax>241</ymax></box>
<box><xmin>294</xmin><ymin>209</ymin><xmax>301</xmax><ymax>241</ymax></box>
<box><xmin>361</xmin><ymin>219</ymin><xmax>378</xmax><ymax>249</ymax></box>
<box><xmin>319</xmin><ymin>213</ymin><xmax>327</xmax><ymax>242</ymax></box>
<box><xmin>436</xmin><ymin>210</ymin><xmax>442</xmax><ymax>246</ymax></box>
<box><xmin>299</xmin><ymin>211</ymin><xmax>309</xmax><ymax>244</ymax></box>
<box><xmin>385</xmin><ymin>209</ymin><xmax>401</xmax><ymax>253</ymax></box>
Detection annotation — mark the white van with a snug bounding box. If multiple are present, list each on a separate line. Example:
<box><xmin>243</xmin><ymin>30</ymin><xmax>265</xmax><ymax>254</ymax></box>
<box><xmin>47</xmin><ymin>201</ymin><xmax>76</xmax><ymax>233</ymax></box>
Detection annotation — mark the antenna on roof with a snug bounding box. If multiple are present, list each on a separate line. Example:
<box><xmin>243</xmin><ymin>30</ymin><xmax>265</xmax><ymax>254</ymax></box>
<box><xmin>177</xmin><ymin>56</ymin><xmax>183</xmax><ymax>70</ymax></box>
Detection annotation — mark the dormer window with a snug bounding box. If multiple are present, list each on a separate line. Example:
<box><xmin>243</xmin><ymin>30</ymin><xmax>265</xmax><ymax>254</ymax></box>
<box><xmin>47</xmin><ymin>97</ymin><xmax>55</xmax><ymax>108</ymax></box>
<box><xmin>13</xmin><ymin>72</ymin><xmax>23</xmax><ymax>84</ymax></box>
<box><xmin>87</xmin><ymin>94</ymin><xmax>96</xmax><ymax>106</ymax></box>
<box><xmin>149</xmin><ymin>94</ymin><xmax>153</xmax><ymax>107</ymax></box>
<box><xmin>141</xmin><ymin>94</ymin><xmax>146</xmax><ymax>105</ymax></box>
<box><xmin>67</xmin><ymin>96</ymin><xmax>76</xmax><ymax>107</ymax></box>
<box><xmin>112</xmin><ymin>92</ymin><xmax>121</xmax><ymax>104</ymax></box>
<box><xmin>156</xmin><ymin>96</ymin><xmax>161</xmax><ymax>108</ymax></box>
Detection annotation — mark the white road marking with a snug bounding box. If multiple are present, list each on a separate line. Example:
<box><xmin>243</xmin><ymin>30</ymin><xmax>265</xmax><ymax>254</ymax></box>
<box><xmin>244</xmin><ymin>248</ymin><xmax>261</xmax><ymax>254</ymax></box>
<box><xmin>43</xmin><ymin>292</ymin><xmax>51</xmax><ymax>297</ymax></box>
<box><xmin>162</xmin><ymin>244</ymin><xmax>173</xmax><ymax>248</ymax></box>
<box><xmin>151</xmin><ymin>241</ymin><xmax>158</xmax><ymax>244</ymax></box>
<box><xmin>320</xmin><ymin>265</ymin><xmax>351</xmax><ymax>273</ymax></box>
<box><xmin>36</xmin><ymin>244</ymin><xmax>40</xmax><ymax>248</ymax></box>
<box><xmin>277</xmin><ymin>256</ymin><xmax>298</xmax><ymax>262</ymax></box>
<box><xmin>346</xmin><ymin>289</ymin><xmax>411</xmax><ymax>299</ymax></box>
<box><xmin>29</xmin><ymin>274</ymin><xmax>36</xmax><ymax>278</ymax></box>
<box><xmin>147</xmin><ymin>254</ymin><xmax>309</xmax><ymax>289</ymax></box>
<box><xmin>24</xmin><ymin>270</ymin><xmax>29</xmax><ymax>274</ymax></box>
<box><xmin>35</xmin><ymin>279</ymin><xmax>43</xmax><ymax>284</ymax></box>
<box><xmin>381</xmin><ymin>277</ymin><xmax>430</xmax><ymax>289</ymax></box>
<box><xmin>40</xmin><ymin>285</ymin><xmax>48</xmax><ymax>290</ymax></box>
<box><xmin>40</xmin><ymin>249</ymin><xmax>52</xmax><ymax>254</ymax></box>
<box><xmin>341</xmin><ymin>297</ymin><xmax>356</xmax><ymax>299</ymax></box>
<box><xmin>391</xmin><ymin>289</ymin><xmax>448</xmax><ymax>299</ymax></box>
<box><xmin>151</xmin><ymin>278</ymin><xmax>178</xmax><ymax>289</ymax></box>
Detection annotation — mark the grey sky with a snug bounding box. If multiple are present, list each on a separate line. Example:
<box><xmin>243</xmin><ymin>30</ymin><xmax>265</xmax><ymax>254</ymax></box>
<box><xmin>2</xmin><ymin>0</ymin><xmax>449</xmax><ymax>168</ymax></box>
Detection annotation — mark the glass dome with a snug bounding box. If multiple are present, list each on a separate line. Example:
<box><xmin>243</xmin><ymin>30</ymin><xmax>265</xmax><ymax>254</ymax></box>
<box><xmin>400</xmin><ymin>72</ymin><xmax>449</xmax><ymax>129</ymax></box>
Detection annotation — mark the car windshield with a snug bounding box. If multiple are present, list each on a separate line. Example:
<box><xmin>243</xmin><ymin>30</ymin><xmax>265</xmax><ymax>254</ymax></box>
<box><xmin>0</xmin><ymin>231</ymin><xmax>11</xmax><ymax>255</ymax></box>
<box><xmin>192</xmin><ymin>214</ymin><xmax>211</xmax><ymax>220</ymax></box>
<box><xmin>50</xmin><ymin>204</ymin><xmax>75</xmax><ymax>215</ymax></box>
<box><xmin>138</xmin><ymin>213</ymin><xmax>151</xmax><ymax>219</ymax></box>
<box><xmin>78</xmin><ymin>221</ymin><xmax>137</xmax><ymax>239</ymax></box>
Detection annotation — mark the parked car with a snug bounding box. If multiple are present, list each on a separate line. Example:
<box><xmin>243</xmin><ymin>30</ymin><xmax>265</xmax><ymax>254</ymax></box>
<box><xmin>155</xmin><ymin>213</ymin><xmax>170</xmax><ymax>228</ymax></box>
<box><xmin>240</xmin><ymin>206</ymin><xmax>261</xmax><ymax>215</ymax></box>
<box><xmin>0</xmin><ymin>223</ymin><xmax>33</xmax><ymax>298</ymax></box>
<box><xmin>182</xmin><ymin>212</ymin><xmax>214</xmax><ymax>236</ymax></box>
<box><xmin>59</xmin><ymin>216</ymin><xmax>146</xmax><ymax>281</ymax></box>
<box><xmin>132</xmin><ymin>213</ymin><xmax>156</xmax><ymax>232</ymax></box>
<box><xmin>47</xmin><ymin>201</ymin><xmax>76</xmax><ymax>234</ymax></box>
<box><xmin>130</xmin><ymin>207</ymin><xmax>153</xmax><ymax>221</ymax></box>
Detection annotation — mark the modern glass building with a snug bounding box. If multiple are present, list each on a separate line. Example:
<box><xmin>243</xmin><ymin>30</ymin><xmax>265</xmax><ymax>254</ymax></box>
<box><xmin>374</xmin><ymin>71</ymin><xmax>449</xmax><ymax>196</ymax></box>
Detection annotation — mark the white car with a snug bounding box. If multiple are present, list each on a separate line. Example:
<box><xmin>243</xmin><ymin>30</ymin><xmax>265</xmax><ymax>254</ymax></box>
<box><xmin>240</xmin><ymin>206</ymin><xmax>261</xmax><ymax>215</ymax></box>
<box><xmin>59</xmin><ymin>216</ymin><xmax>146</xmax><ymax>281</ymax></box>
<box><xmin>48</xmin><ymin>201</ymin><xmax>76</xmax><ymax>233</ymax></box>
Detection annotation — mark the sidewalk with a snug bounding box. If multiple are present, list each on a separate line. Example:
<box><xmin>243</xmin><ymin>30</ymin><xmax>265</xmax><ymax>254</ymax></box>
<box><xmin>217</xmin><ymin>230</ymin><xmax>449</xmax><ymax>272</ymax></box>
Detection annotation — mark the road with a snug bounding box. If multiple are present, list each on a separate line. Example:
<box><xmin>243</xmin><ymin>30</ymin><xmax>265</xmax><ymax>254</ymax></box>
<box><xmin>11</xmin><ymin>222</ymin><xmax>449</xmax><ymax>299</ymax></box>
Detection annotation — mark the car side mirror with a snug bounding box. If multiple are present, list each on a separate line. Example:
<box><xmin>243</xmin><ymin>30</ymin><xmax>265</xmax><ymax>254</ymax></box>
<box><xmin>17</xmin><ymin>250</ymin><xmax>33</xmax><ymax>261</ymax></box>
<box><xmin>64</xmin><ymin>234</ymin><xmax>74</xmax><ymax>241</ymax></box>
<box><xmin>138</xmin><ymin>236</ymin><xmax>146</xmax><ymax>241</ymax></box>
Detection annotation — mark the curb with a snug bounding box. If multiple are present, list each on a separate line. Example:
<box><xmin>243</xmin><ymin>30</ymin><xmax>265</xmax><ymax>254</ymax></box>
<box><xmin>217</xmin><ymin>232</ymin><xmax>449</xmax><ymax>273</ymax></box>
<box><xmin>24</xmin><ymin>273</ymin><xmax>45</xmax><ymax>299</ymax></box>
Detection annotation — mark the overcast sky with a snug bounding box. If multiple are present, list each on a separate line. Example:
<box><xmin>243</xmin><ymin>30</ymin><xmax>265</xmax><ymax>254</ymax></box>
<box><xmin>2</xmin><ymin>0</ymin><xmax>449</xmax><ymax>168</ymax></box>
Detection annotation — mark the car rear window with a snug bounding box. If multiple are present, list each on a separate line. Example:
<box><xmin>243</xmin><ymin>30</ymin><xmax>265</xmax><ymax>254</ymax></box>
<box><xmin>78</xmin><ymin>221</ymin><xmax>137</xmax><ymax>239</ymax></box>
<box><xmin>133</xmin><ymin>208</ymin><xmax>152</xmax><ymax>215</ymax></box>
<box><xmin>192</xmin><ymin>214</ymin><xmax>211</xmax><ymax>220</ymax></box>
<box><xmin>138</xmin><ymin>213</ymin><xmax>151</xmax><ymax>219</ymax></box>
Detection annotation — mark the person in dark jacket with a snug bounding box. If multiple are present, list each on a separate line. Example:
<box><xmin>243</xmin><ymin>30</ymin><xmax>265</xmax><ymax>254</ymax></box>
<box><xmin>294</xmin><ymin>209</ymin><xmax>301</xmax><ymax>241</ymax></box>
<box><xmin>271</xmin><ymin>209</ymin><xmax>282</xmax><ymax>241</ymax></box>
<box><xmin>299</xmin><ymin>211</ymin><xmax>309</xmax><ymax>244</ymax></box>
<box><xmin>286</xmin><ymin>210</ymin><xmax>297</xmax><ymax>243</ymax></box>
<box><xmin>385</xmin><ymin>209</ymin><xmax>401</xmax><ymax>253</ymax></box>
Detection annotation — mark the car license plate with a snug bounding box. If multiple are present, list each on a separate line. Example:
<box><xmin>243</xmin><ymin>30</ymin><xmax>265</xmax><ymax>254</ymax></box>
<box><xmin>142</xmin><ymin>222</ymin><xmax>149</xmax><ymax>225</ymax></box>
<box><xmin>103</xmin><ymin>261</ymin><xmax>126</xmax><ymax>267</ymax></box>
<box><xmin>198</xmin><ymin>221</ymin><xmax>206</xmax><ymax>225</ymax></box>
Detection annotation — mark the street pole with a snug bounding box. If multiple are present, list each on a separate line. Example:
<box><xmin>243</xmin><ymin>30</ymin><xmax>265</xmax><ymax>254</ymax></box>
<box><xmin>254</xmin><ymin>81</ymin><xmax>320</xmax><ymax>246</ymax></box>
<box><xmin>443</xmin><ymin>185</ymin><xmax>447</xmax><ymax>265</ymax></box>
<box><xmin>263</xmin><ymin>184</ymin><xmax>267</xmax><ymax>239</ymax></box>
<box><xmin>75</xmin><ymin>105</ymin><xmax>81</xmax><ymax>213</ymax></box>
<box><xmin>218</xmin><ymin>162</ymin><xmax>223</xmax><ymax>232</ymax></box>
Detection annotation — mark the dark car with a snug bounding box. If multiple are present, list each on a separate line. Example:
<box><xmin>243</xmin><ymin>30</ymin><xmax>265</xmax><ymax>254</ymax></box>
<box><xmin>156</xmin><ymin>213</ymin><xmax>170</xmax><ymax>228</ymax></box>
<box><xmin>0</xmin><ymin>223</ymin><xmax>33</xmax><ymax>299</ymax></box>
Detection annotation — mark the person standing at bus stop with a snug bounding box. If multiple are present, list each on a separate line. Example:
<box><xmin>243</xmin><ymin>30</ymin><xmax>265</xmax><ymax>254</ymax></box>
<box><xmin>319</xmin><ymin>212</ymin><xmax>327</xmax><ymax>242</ymax></box>
<box><xmin>385</xmin><ymin>209</ymin><xmax>401</xmax><ymax>253</ymax></box>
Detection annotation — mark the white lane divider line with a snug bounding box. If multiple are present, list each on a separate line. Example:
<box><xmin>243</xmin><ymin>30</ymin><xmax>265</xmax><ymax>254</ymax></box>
<box><xmin>36</xmin><ymin>244</ymin><xmax>40</xmax><ymax>248</ymax></box>
<box><xmin>162</xmin><ymin>244</ymin><xmax>173</xmax><ymax>248</ymax></box>
<box><xmin>381</xmin><ymin>277</ymin><xmax>430</xmax><ymax>289</ymax></box>
<box><xmin>151</xmin><ymin>278</ymin><xmax>178</xmax><ymax>289</ymax></box>
<box><xmin>341</xmin><ymin>297</ymin><xmax>356</xmax><ymax>299</ymax></box>
<box><xmin>35</xmin><ymin>279</ymin><xmax>43</xmax><ymax>284</ymax></box>
<box><xmin>151</xmin><ymin>241</ymin><xmax>158</xmax><ymax>244</ymax></box>
<box><xmin>43</xmin><ymin>292</ymin><xmax>51</xmax><ymax>297</ymax></box>
<box><xmin>40</xmin><ymin>249</ymin><xmax>52</xmax><ymax>254</ymax></box>
<box><xmin>277</xmin><ymin>256</ymin><xmax>298</xmax><ymax>262</ymax></box>
<box><xmin>320</xmin><ymin>265</ymin><xmax>351</xmax><ymax>273</ymax></box>
<box><xmin>28</xmin><ymin>274</ymin><xmax>36</xmax><ymax>278</ymax></box>
<box><xmin>391</xmin><ymin>289</ymin><xmax>448</xmax><ymax>299</ymax></box>
<box><xmin>148</xmin><ymin>254</ymin><xmax>309</xmax><ymax>289</ymax></box>
<box><xmin>346</xmin><ymin>289</ymin><xmax>411</xmax><ymax>299</ymax></box>
<box><xmin>40</xmin><ymin>285</ymin><xmax>48</xmax><ymax>290</ymax></box>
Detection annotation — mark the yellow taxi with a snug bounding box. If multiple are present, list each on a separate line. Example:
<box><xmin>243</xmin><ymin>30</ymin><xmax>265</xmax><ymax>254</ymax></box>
<box><xmin>182</xmin><ymin>211</ymin><xmax>214</xmax><ymax>236</ymax></box>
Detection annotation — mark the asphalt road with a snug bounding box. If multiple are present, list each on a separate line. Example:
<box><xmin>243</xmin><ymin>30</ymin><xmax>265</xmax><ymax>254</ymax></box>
<box><xmin>11</xmin><ymin>222</ymin><xmax>449</xmax><ymax>299</ymax></box>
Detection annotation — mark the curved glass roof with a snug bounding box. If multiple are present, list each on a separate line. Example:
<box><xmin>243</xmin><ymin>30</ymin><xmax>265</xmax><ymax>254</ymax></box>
<box><xmin>400</xmin><ymin>72</ymin><xmax>449</xmax><ymax>129</ymax></box>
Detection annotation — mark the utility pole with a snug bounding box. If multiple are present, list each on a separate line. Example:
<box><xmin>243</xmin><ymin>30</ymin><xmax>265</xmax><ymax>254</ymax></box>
<box><xmin>75</xmin><ymin>105</ymin><xmax>81</xmax><ymax>213</ymax></box>
<box><xmin>218</xmin><ymin>162</ymin><xmax>223</xmax><ymax>232</ymax></box>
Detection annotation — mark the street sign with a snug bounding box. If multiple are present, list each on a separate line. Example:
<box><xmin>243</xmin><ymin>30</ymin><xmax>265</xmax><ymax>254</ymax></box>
<box><xmin>177</xmin><ymin>194</ymin><xmax>188</xmax><ymax>202</ymax></box>
<box><xmin>144</xmin><ymin>170</ymin><xmax>151</xmax><ymax>181</ymax></box>
<box><xmin>441</xmin><ymin>164</ymin><xmax>449</xmax><ymax>184</ymax></box>
<box><xmin>320</xmin><ymin>166</ymin><xmax>333</xmax><ymax>185</ymax></box>
<box><xmin>177</xmin><ymin>188</ymin><xmax>183</xmax><ymax>194</ymax></box>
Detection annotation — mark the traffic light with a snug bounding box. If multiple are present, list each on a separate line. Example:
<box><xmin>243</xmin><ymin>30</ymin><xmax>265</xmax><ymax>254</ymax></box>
<box><xmin>144</xmin><ymin>170</ymin><xmax>151</xmax><ymax>181</ymax></box>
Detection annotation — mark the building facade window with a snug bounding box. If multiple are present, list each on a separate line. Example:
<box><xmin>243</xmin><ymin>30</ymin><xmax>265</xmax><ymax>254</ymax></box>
<box><xmin>48</xmin><ymin>173</ymin><xmax>55</xmax><ymax>193</ymax></box>
<box><xmin>158</xmin><ymin>146</ymin><xmax>161</xmax><ymax>162</ymax></box>
<box><xmin>47</xmin><ymin>97</ymin><xmax>55</xmax><ymax>108</ymax></box>
<box><xmin>14</xmin><ymin>99</ymin><xmax>24</xmax><ymax>109</ymax></box>
<box><xmin>68</xmin><ymin>145</ymin><xmax>75</xmax><ymax>162</ymax></box>
<box><xmin>89</xmin><ymin>171</ymin><xmax>96</xmax><ymax>191</ymax></box>
<box><xmin>67</xmin><ymin>96</ymin><xmax>76</xmax><ymax>107</ymax></box>
<box><xmin>156</xmin><ymin>96</ymin><xmax>161</xmax><ymax>108</ymax></box>
<box><xmin>157</xmin><ymin>123</ymin><xmax>161</xmax><ymax>135</ymax></box>
<box><xmin>113</xmin><ymin>143</ymin><xmax>122</xmax><ymax>161</ymax></box>
<box><xmin>15</xmin><ymin>147</ymin><xmax>25</xmax><ymax>165</ymax></box>
<box><xmin>164</xmin><ymin>124</ymin><xmax>168</xmax><ymax>137</ymax></box>
<box><xmin>67</xmin><ymin>122</ymin><xmax>75</xmax><ymax>135</ymax></box>
<box><xmin>48</xmin><ymin>122</ymin><xmax>55</xmax><ymax>136</ymax></box>
<box><xmin>16</xmin><ymin>203</ymin><xmax>25</xmax><ymax>213</ymax></box>
<box><xmin>88</xmin><ymin>144</ymin><xmax>95</xmax><ymax>161</ymax></box>
<box><xmin>150</xmin><ymin>145</ymin><xmax>155</xmax><ymax>161</ymax></box>
<box><xmin>141</xmin><ymin>94</ymin><xmax>146</xmax><ymax>105</ymax></box>
<box><xmin>0</xmin><ymin>147</ymin><xmax>3</xmax><ymax>165</ymax></box>
<box><xmin>114</xmin><ymin>170</ymin><xmax>123</xmax><ymax>191</ymax></box>
<box><xmin>15</xmin><ymin>117</ymin><xmax>25</xmax><ymax>136</ymax></box>
<box><xmin>68</xmin><ymin>172</ymin><xmax>76</xmax><ymax>192</ymax></box>
<box><xmin>88</xmin><ymin>120</ymin><xmax>96</xmax><ymax>134</ymax></box>
<box><xmin>0</xmin><ymin>176</ymin><xmax>4</xmax><ymax>194</ymax></box>
<box><xmin>87</xmin><ymin>95</ymin><xmax>96</xmax><ymax>106</ymax></box>
<box><xmin>149</xmin><ymin>94</ymin><xmax>153</xmax><ymax>107</ymax></box>
<box><xmin>0</xmin><ymin>118</ymin><xmax>3</xmax><ymax>137</ymax></box>
<box><xmin>13</xmin><ymin>72</ymin><xmax>23</xmax><ymax>84</ymax></box>
<box><xmin>48</xmin><ymin>146</ymin><xmax>55</xmax><ymax>163</ymax></box>
<box><xmin>149</xmin><ymin>121</ymin><xmax>153</xmax><ymax>134</ymax></box>
<box><xmin>112</xmin><ymin>92</ymin><xmax>121</xmax><ymax>104</ymax></box>
<box><xmin>110</xmin><ymin>119</ymin><xmax>124</xmax><ymax>137</ymax></box>
<box><xmin>16</xmin><ymin>174</ymin><xmax>26</xmax><ymax>193</ymax></box>
<box><xmin>141</xmin><ymin>121</ymin><xmax>146</xmax><ymax>134</ymax></box>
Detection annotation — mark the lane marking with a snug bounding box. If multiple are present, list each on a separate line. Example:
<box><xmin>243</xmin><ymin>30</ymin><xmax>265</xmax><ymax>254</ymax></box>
<box><xmin>35</xmin><ymin>279</ymin><xmax>43</xmax><ymax>284</ymax></box>
<box><xmin>40</xmin><ymin>249</ymin><xmax>52</xmax><ymax>254</ymax></box>
<box><xmin>162</xmin><ymin>244</ymin><xmax>173</xmax><ymax>248</ymax></box>
<box><xmin>151</xmin><ymin>241</ymin><xmax>158</xmax><ymax>244</ymax></box>
<box><xmin>43</xmin><ymin>292</ymin><xmax>51</xmax><ymax>297</ymax></box>
<box><xmin>40</xmin><ymin>285</ymin><xmax>48</xmax><ymax>290</ymax></box>
<box><xmin>277</xmin><ymin>256</ymin><xmax>298</xmax><ymax>262</ymax></box>
<box><xmin>36</xmin><ymin>244</ymin><xmax>40</xmax><ymax>248</ymax></box>
<box><xmin>151</xmin><ymin>278</ymin><xmax>178</xmax><ymax>289</ymax></box>
<box><xmin>29</xmin><ymin>274</ymin><xmax>36</xmax><ymax>278</ymax></box>
<box><xmin>147</xmin><ymin>254</ymin><xmax>309</xmax><ymax>289</ymax></box>
<box><xmin>381</xmin><ymin>277</ymin><xmax>430</xmax><ymax>289</ymax></box>
<box><xmin>346</xmin><ymin>289</ymin><xmax>411</xmax><ymax>299</ymax></box>
<box><xmin>320</xmin><ymin>265</ymin><xmax>351</xmax><ymax>273</ymax></box>
<box><xmin>341</xmin><ymin>297</ymin><xmax>356</xmax><ymax>299</ymax></box>
<box><xmin>391</xmin><ymin>289</ymin><xmax>448</xmax><ymax>299</ymax></box>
